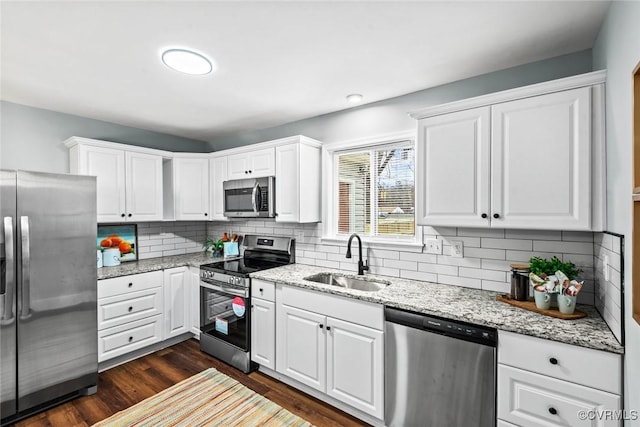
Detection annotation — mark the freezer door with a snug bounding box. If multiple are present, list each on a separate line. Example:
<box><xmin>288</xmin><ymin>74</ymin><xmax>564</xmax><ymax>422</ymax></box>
<box><xmin>0</xmin><ymin>170</ymin><xmax>17</xmax><ymax>418</ymax></box>
<box><xmin>16</xmin><ymin>171</ymin><xmax>97</xmax><ymax>411</ymax></box>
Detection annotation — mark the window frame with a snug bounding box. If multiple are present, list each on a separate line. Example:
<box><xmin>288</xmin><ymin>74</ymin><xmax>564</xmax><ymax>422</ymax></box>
<box><xmin>322</xmin><ymin>131</ymin><xmax>423</xmax><ymax>251</ymax></box>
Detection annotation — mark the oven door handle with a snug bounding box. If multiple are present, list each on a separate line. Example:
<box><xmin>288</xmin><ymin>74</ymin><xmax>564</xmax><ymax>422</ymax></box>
<box><xmin>200</xmin><ymin>281</ymin><xmax>249</xmax><ymax>298</ymax></box>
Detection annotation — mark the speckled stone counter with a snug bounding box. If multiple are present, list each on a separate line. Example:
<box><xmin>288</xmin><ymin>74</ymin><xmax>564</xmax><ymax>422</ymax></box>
<box><xmin>251</xmin><ymin>264</ymin><xmax>623</xmax><ymax>354</ymax></box>
<box><xmin>97</xmin><ymin>253</ymin><xmax>215</xmax><ymax>280</ymax></box>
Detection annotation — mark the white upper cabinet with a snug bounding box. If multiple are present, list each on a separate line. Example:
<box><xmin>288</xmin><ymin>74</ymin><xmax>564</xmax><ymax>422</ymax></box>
<box><xmin>209</xmin><ymin>156</ymin><xmax>228</xmax><ymax>221</ymax></box>
<box><xmin>173</xmin><ymin>157</ymin><xmax>210</xmax><ymax>220</ymax></box>
<box><xmin>67</xmin><ymin>138</ymin><xmax>163</xmax><ymax>222</ymax></box>
<box><xmin>417</xmin><ymin>107</ymin><xmax>491</xmax><ymax>227</ymax></box>
<box><xmin>491</xmin><ymin>88</ymin><xmax>591</xmax><ymax>229</ymax></box>
<box><xmin>227</xmin><ymin>147</ymin><xmax>275</xmax><ymax>180</ymax></box>
<box><xmin>412</xmin><ymin>71</ymin><xmax>606</xmax><ymax>231</ymax></box>
<box><xmin>275</xmin><ymin>141</ymin><xmax>321</xmax><ymax>223</ymax></box>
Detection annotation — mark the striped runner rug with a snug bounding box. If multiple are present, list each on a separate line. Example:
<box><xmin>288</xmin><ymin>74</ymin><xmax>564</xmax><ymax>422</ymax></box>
<box><xmin>92</xmin><ymin>368</ymin><xmax>313</xmax><ymax>427</ymax></box>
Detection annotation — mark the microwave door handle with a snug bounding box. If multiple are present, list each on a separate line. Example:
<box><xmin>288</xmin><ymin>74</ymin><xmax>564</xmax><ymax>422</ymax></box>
<box><xmin>1</xmin><ymin>216</ymin><xmax>14</xmax><ymax>321</ymax></box>
<box><xmin>251</xmin><ymin>182</ymin><xmax>259</xmax><ymax>213</ymax></box>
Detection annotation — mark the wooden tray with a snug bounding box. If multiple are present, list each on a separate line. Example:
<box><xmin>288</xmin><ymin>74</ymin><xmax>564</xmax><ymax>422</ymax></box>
<box><xmin>497</xmin><ymin>294</ymin><xmax>587</xmax><ymax>320</ymax></box>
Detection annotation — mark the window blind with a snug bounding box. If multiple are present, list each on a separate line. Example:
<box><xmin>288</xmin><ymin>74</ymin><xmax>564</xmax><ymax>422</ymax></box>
<box><xmin>336</xmin><ymin>142</ymin><xmax>415</xmax><ymax>237</ymax></box>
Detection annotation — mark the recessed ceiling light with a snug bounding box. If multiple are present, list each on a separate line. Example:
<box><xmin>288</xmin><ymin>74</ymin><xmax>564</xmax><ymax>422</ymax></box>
<box><xmin>346</xmin><ymin>93</ymin><xmax>363</xmax><ymax>103</ymax></box>
<box><xmin>161</xmin><ymin>48</ymin><xmax>214</xmax><ymax>75</ymax></box>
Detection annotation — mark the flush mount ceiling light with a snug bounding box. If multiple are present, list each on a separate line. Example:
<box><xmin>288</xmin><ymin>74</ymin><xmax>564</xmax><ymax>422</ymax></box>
<box><xmin>346</xmin><ymin>93</ymin><xmax>364</xmax><ymax>104</ymax></box>
<box><xmin>161</xmin><ymin>48</ymin><xmax>214</xmax><ymax>75</ymax></box>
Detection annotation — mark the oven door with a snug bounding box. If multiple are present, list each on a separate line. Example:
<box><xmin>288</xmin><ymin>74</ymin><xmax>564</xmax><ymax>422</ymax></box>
<box><xmin>200</xmin><ymin>281</ymin><xmax>250</xmax><ymax>351</ymax></box>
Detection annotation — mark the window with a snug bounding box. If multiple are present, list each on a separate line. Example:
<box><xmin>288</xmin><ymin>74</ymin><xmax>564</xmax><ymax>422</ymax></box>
<box><xmin>335</xmin><ymin>141</ymin><xmax>415</xmax><ymax>239</ymax></box>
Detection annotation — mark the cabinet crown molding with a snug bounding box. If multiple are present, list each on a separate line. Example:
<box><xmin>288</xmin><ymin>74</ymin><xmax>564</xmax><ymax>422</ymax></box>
<box><xmin>65</xmin><ymin>134</ymin><xmax>321</xmax><ymax>159</ymax></box>
<box><xmin>409</xmin><ymin>70</ymin><xmax>606</xmax><ymax>120</ymax></box>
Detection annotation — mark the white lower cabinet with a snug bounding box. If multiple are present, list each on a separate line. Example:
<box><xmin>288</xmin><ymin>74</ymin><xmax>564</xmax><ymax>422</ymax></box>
<box><xmin>497</xmin><ymin>331</ymin><xmax>622</xmax><ymax>427</ymax></box>
<box><xmin>98</xmin><ymin>315</ymin><xmax>163</xmax><ymax>362</ymax></box>
<box><xmin>251</xmin><ymin>279</ymin><xmax>276</xmax><ymax>370</ymax></box>
<box><xmin>273</xmin><ymin>284</ymin><xmax>384</xmax><ymax>420</ymax></box>
<box><xmin>163</xmin><ymin>267</ymin><xmax>189</xmax><ymax>339</ymax></box>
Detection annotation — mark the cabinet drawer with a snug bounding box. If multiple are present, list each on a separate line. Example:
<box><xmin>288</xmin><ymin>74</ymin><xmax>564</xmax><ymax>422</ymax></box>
<box><xmin>498</xmin><ymin>331</ymin><xmax>621</xmax><ymax>394</ymax></box>
<box><xmin>280</xmin><ymin>284</ymin><xmax>383</xmax><ymax>330</ymax></box>
<box><xmin>498</xmin><ymin>365</ymin><xmax>621</xmax><ymax>427</ymax></box>
<box><xmin>98</xmin><ymin>271</ymin><xmax>163</xmax><ymax>299</ymax></box>
<box><xmin>252</xmin><ymin>279</ymin><xmax>275</xmax><ymax>301</ymax></box>
<box><xmin>98</xmin><ymin>287</ymin><xmax>163</xmax><ymax>330</ymax></box>
<box><xmin>98</xmin><ymin>315</ymin><xmax>163</xmax><ymax>362</ymax></box>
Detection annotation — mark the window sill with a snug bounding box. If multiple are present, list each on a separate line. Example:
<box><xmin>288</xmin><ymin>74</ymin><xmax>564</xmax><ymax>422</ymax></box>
<box><xmin>321</xmin><ymin>236</ymin><xmax>425</xmax><ymax>253</ymax></box>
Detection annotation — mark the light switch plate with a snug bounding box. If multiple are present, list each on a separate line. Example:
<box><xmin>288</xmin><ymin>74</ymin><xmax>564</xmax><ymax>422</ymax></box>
<box><xmin>425</xmin><ymin>239</ymin><xmax>442</xmax><ymax>255</ymax></box>
<box><xmin>295</xmin><ymin>230</ymin><xmax>305</xmax><ymax>242</ymax></box>
<box><xmin>450</xmin><ymin>240</ymin><xmax>464</xmax><ymax>258</ymax></box>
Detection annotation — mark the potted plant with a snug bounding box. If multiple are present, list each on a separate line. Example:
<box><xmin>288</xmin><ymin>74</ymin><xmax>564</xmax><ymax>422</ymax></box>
<box><xmin>203</xmin><ymin>237</ymin><xmax>224</xmax><ymax>258</ymax></box>
<box><xmin>529</xmin><ymin>256</ymin><xmax>581</xmax><ymax>309</ymax></box>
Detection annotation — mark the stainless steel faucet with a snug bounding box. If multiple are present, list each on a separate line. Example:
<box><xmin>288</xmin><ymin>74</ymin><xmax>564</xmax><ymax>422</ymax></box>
<box><xmin>346</xmin><ymin>233</ymin><xmax>369</xmax><ymax>275</ymax></box>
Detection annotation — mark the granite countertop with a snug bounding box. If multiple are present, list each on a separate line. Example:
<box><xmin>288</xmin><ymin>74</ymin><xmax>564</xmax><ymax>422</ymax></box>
<box><xmin>97</xmin><ymin>252</ymin><xmax>215</xmax><ymax>280</ymax></box>
<box><xmin>251</xmin><ymin>264</ymin><xmax>624</xmax><ymax>354</ymax></box>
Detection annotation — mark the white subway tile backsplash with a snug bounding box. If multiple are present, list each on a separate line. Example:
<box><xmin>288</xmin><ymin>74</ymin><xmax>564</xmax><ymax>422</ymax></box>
<box><xmin>438</xmin><ymin>274</ymin><xmax>481</xmax><ymax>289</ymax></box>
<box><xmin>400</xmin><ymin>252</ymin><xmax>438</xmax><ymax>263</ymax></box>
<box><xmin>457</xmin><ymin>228</ymin><xmax>505</xmax><ymax>238</ymax></box>
<box><xmin>368</xmin><ymin>248</ymin><xmax>400</xmax><ymax>260</ymax></box>
<box><xmin>481</xmin><ymin>280</ymin><xmax>510</xmax><ymax>293</ymax></box>
<box><xmin>418</xmin><ymin>262</ymin><xmax>458</xmax><ymax>276</ymax></box>
<box><xmin>505</xmin><ymin>250</ymin><xmax>563</xmax><ymax>263</ymax></box>
<box><xmin>482</xmin><ymin>238</ymin><xmax>532</xmax><ymax>251</ymax></box>
<box><xmin>315</xmin><ymin>259</ymin><xmax>341</xmax><ymax>269</ymax></box>
<box><xmin>384</xmin><ymin>259</ymin><xmax>418</xmax><ymax>271</ymax></box>
<box><xmin>437</xmin><ymin>256</ymin><xmax>482</xmax><ymax>268</ymax></box>
<box><xmin>459</xmin><ymin>267</ymin><xmax>507</xmax><ymax>282</ymax></box>
<box><xmin>505</xmin><ymin>229</ymin><xmax>562</xmax><ymax>240</ymax></box>
<box><xmin>463</xmin><ymin>247</ymin><xmax>506</xmax><ymax>260</ymax></box>
<box><xmin>533</xmin><ymin>240</ymin><xmax>593</xmax><ymax>255</ymax></box>
<box><xmin>561</xmin><ymin>231</ymin><xmax>595</xmax><ymax>242</ymax></box>
<box><xmin>593</xmin><ymin>232</ymin><xmax>623</xmax><ymax>343</ymax></box>
<box><xmin>481</xmin><ymin>259</ymin><xmax>513</xmax><ymax>271</ymax></box>
<box><xmin>369</xmin><ymin>266</ymin><xmax>400</xmax><ymax>277</ymax></box>
<box><xmin>400</xmin><ymin>270</ymin><xmax>437</xmax><ymax>283</ymax></box>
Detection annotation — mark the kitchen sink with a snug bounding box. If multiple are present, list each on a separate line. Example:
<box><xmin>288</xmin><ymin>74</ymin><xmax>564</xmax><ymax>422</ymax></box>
<box><xmin>304</xmin><ymin>273</ymin><xmax>390</xmax><ymax>292</ymax></box>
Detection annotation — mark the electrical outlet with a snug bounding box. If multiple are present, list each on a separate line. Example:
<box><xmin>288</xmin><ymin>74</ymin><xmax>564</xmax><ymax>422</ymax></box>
<box><xmin>295</xmin><ymin>230</ymin><xmax>305</xmax><ymax>242</ymax></box>
<box><xmin>450</xmin><ymin>240</ymin><xmax>464</xmax><ymax>258</ymax></box>
<box><xmin>425</xmin><ymin>239</ymin><xmax>442</xmax><ymax>255</ymax></box>
<box><xmin>602</xmin><ymin>255</ymin><xmax>610</xmax><ymax>281</ymax></box>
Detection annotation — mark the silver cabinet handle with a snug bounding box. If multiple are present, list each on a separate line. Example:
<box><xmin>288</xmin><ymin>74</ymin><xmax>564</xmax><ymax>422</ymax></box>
<box><xmin>20</xmin><ymin>216</ymin><xmax>31</xmax><ymax>320</ymax></box>
<box><xmin>1</xmin><ymin>216</ymin><xmax>15</xmax><ymax>321</ymax></box>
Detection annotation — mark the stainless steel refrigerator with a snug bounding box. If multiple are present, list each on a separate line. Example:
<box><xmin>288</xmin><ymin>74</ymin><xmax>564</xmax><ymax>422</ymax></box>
<box><xmin>1</xmin><ymin>170</ymin><xmax>98</xmax><ymax>424</ymax></box>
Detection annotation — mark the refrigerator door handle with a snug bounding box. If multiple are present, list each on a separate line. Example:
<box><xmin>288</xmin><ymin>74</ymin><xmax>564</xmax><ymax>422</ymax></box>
<box><xmin>1</xmin><ymin>216</ymin><xmax>15</xmax><ymax>321</ymax></box>
<box><xmin>20</xmin><ymin>216</ymin><xmax>32</xmax><ymax>319</ymax></box>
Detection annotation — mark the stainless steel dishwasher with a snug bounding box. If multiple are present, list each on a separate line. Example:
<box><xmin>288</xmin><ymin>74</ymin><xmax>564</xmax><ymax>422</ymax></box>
<box><xmin>385</xmin><ymin>307</ymin><xmax>497</xmax><ymax>427</ymax></box>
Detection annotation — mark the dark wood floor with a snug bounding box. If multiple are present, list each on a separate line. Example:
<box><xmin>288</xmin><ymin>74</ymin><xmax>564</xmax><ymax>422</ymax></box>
<box><xmin>12</xmin><ymin>339</ymin><xmax>368</xmax><ymax>427</ymax></box>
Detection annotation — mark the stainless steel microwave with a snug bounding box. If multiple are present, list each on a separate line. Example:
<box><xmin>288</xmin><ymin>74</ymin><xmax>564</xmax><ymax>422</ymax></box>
<box><xmin>223</xmin><ymin>176</ymin><xmax>275</xmax><ymax>218</ymax></box>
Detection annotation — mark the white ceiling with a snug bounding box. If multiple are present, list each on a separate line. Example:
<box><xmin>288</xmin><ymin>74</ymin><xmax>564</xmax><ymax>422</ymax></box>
<box><xmin>0</xmin><ymin>1</ymin><xmax>610</xmax><ymax>142</ymax></box>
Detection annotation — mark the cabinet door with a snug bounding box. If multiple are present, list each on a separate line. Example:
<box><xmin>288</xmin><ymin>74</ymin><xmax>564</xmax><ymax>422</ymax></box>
<box><xmin>163</xmin><ymin>267</ymin><xmax>189</xmax><ymax>339</ymax></box>
<box><xmin>326</xmin><ymin>317</ymin><xmax>383</xmax><ymax>419</ymax></box>
<box><xmin>248</xmin><ymin>147</ymin><xmax>275</xmax><ymax>177</ymax></box>
<box><xmin>78</xmin><ymin>145</ymin><xmax>126</xmax><ymax>222</ymax></box>
<box><xmin>251</xmin><ymin>298</ymin><xmax>275</xmax><ymax>370</ymax></box>
<box><xmin>125</xmin><ymin>151</ymin><xmax>163</xmax><ymax>221</ymax></box>
<box><xmin>227</xmin><ymin>153</ymin><xmax>250</xmax><ymax>180</ymax></box>
<box><xmin>210</xmin><ymin>156</ymin><xmax>228</xmax><ymax>220</ymax></box>
<box><xmin>275</xmin><ymin>143</ymin><xmax>299</xmax><ymax>222</ymax></box>
<box><xmin>174</xmin><ymin>158</ymin><xmax>210</xmax><ymax>220</ymax></box>
<box><xmin>491</xmin><ymin>87</ymin><xmax>591</xmax><ymax>230</ymax></box>
<box><xmin>189</xmin><ymin>267</ymin><xmax>201</xmax><ymax>337</ymax></box>
<box><xmin>276</xmin><ymin>305</ymin><xmax>326</xmax><ymax>392</ymax></box>
<box><xmin>416</xmin><ymin>107</ymin><xmax>491</xmax><ymax>227</ymax></box>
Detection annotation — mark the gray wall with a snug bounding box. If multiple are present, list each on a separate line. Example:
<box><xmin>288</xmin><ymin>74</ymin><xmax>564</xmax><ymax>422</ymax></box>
<box><xmin>208</xmin><ymin>49</ymin><xmax>593</xmax><ymax>151</ymax></box>
<box><xmin>593</xmin><ymin>1</ymin><xmax>640</xmax><ymax>422</ymax></box>
<box><xmin>0</xmin><ymin>101</ymin><xmax>208</xmax><ymax>174</ymax></box>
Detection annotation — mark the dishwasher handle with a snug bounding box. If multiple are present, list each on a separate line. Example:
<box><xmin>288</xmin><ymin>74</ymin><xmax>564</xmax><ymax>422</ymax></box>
<box><xmin>385</xmin><ymin>307</ymin><xmax>497</xmax><ymax>347</ymax></box>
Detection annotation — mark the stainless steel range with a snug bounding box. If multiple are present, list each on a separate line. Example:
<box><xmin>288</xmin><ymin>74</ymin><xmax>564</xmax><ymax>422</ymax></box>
<box><xmin>199</xmin><ymin>235</ymin><xmax>294</xmax><ymax>373</ymax></box>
